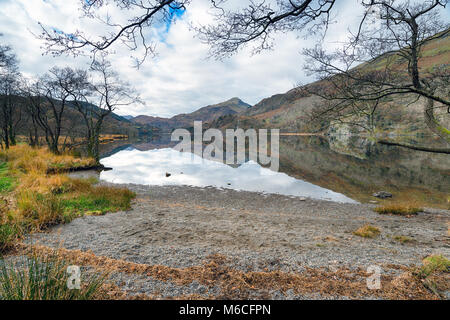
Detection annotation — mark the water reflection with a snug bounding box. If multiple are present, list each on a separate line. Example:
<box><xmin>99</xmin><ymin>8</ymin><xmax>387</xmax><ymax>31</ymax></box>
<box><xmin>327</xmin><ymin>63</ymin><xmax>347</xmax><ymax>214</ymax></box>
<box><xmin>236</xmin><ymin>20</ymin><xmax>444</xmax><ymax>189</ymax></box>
<box><xmin>98</xmin><ymin>134</ymin><xmax>450</xmax><ymax>207</ymax></box>
<box><xmin>100</xmin><ymin>147</ymin><xmax>357</xmax><ymax>203</ymax></box>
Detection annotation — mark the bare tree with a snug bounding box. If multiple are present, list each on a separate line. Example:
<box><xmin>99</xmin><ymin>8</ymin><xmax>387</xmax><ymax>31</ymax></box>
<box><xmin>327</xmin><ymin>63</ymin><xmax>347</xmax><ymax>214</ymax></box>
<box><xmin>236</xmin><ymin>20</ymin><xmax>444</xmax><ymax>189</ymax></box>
<box><xmin>21</xmin><ymin>80</ymin><xmax>45</xmax><ymax>147</ymax></box>
<box><xmin>67</xmin><ymin>59</ymin><xmax>139</xmax><ymax>163</ymax></box>
<box><xmin>197</xmin><ymin>0</ymin><xmax>336</xmax><ymax>58</ymax></box>
<box><xmin>37</xmin><ymin>0</ymin><xmax>339</xmax><ymax>64</ymax></box>
<box><xmin>38</xmin><ymin>0</ymin><xmax>189</xmax><ymax>66</ymax></box>
<box><xmin>302</xmin><ymin>0</ymin><xmax>449</xmax><ymax>153</ymax></box>
<box><xmin>0</xmin><ymin>45</ymin><xmax>22</xmax><ymax>149</ymax></box>
<box><xmin>33</xmin><ymin>67</ymin><xmax>84</xmax><ymax>154</ymax></box>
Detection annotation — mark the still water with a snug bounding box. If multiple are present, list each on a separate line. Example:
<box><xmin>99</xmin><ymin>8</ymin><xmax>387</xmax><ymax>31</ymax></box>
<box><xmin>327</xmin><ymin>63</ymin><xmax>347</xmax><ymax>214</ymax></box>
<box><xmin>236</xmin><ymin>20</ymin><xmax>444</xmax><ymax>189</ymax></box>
<box><xmin>98</xmin><ymin>134</ymin><xmax>450</xmax><ymax>207</ymax></box>
<box><xmin>100</xmin><ymin>147</ymin><xmax>357</xmax><ymax>203</ymax></box>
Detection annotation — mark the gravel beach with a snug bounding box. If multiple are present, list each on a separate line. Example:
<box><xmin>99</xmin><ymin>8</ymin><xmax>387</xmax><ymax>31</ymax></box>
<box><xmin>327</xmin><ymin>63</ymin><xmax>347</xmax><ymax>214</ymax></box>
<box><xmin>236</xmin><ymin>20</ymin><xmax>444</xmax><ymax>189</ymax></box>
<box><xmin>26</xmin><ymin>182</ymin><xmax>450</xmax><ymax>299</ymax></box>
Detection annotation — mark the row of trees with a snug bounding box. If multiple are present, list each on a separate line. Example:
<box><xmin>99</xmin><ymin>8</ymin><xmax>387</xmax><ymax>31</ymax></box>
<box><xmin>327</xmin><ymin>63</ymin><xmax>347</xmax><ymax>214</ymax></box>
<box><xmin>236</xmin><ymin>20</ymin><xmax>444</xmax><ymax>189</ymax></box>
<box><xmin>0</xmin><ymin>44</ymin><xmax>138</xmax><ymax>162</ymax></box>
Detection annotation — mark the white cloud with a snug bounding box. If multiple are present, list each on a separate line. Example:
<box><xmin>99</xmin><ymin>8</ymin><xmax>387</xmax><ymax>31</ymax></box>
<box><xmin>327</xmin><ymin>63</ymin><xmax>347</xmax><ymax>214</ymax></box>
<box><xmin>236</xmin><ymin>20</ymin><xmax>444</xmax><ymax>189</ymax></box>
<box><xmin>0</xmin><ymin>0</ymin><xmax>448</xmax><ymax>117</ymax></box>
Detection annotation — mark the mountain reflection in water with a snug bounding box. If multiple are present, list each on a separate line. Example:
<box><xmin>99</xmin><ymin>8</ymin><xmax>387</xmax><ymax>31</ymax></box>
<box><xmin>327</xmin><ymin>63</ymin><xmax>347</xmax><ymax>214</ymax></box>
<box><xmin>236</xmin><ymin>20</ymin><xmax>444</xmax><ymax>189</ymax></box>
<box><xmin>100</xmin><ymin>147</ymin><xmax>357</xmax><ymax>203</ymax></box>
<box><xmin>98</xmin><ymin>134</ymin><xmax>450</xmax><ymax>208</ymax></box>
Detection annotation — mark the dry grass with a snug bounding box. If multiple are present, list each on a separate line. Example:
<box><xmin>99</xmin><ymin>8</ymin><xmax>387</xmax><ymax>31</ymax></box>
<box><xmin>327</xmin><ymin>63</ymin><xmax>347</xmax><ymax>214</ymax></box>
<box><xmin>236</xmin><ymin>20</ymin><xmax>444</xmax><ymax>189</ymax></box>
<box><xmin>0</xmin><ymin>144</ymin><xmax>96</xmax><ymax>174</ymax></box>
<box><xmin>353</xmin><ymin>224</ymin><xmax>381</xmax><ymax>238</ymax></box>
<box><xmin>20</xmin><ymin>244</ymin><xmax>443</xmax><ymax>300</ymax></box>
<box><xmin>0</xmin><ymin>145</ymin><xmax>135</xmax><ymax>252</ymax></box>
<box><xmin>375</xmin><ymin>203</ymin><xmax>422</xmax><ymax>216</ymax></box>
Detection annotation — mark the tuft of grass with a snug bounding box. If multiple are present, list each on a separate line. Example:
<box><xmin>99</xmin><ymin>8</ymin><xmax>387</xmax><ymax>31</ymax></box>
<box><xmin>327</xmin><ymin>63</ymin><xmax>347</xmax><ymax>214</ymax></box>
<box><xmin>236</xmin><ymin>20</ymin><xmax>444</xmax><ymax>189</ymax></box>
<box><xmin>16</xmin><ymin>192</ymin><xmax>65</xmax><ymax>230</ymax></box>
<box><xmin>417</xmin><ymin>255</ymin><xmax>450</xmax><ymax>278</ymax></box>
<box><xmin>0</xmin><ymin>251</ymin><xmax>106</xmax><ymax>300</ymax></box>
<box><xmin>374</xmin><ymin>203</ymin><xmax>422</xmax><ymax>216</ymax></box>
<box><xmin>353</xmin><ymin>224</ymin><xmax>381</xmax><ymax>238</ymax></box>
<box><xmin>0</xmin><ymin>224</ymin><xmax>19</xmax><ymax>251</ymax></box>
<box><xmin>393</xmin><ymin>235</ymin><xmax>414</xmax><ymax>244</ymax></box>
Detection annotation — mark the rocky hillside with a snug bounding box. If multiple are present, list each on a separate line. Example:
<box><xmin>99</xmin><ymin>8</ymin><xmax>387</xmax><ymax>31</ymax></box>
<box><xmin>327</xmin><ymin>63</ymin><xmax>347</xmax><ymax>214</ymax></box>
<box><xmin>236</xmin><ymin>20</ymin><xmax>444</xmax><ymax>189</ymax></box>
<box><xmin>132</xmin><ymin>97</ymin><xmax>250</xmax><ymax>131</ymax></box>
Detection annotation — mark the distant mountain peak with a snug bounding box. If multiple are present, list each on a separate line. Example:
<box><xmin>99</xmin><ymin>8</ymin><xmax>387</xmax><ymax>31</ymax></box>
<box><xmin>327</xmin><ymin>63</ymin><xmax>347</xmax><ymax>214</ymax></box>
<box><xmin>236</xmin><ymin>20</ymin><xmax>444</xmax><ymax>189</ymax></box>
<box><xmin>132</xmin><ymin>97</ymin><xmax>251</xmax><ymax>130</ymax></box>
<box><xmin>226</xmin><ymin>97</ymin><xmax>250</xmax><ymax>106</ymax></box>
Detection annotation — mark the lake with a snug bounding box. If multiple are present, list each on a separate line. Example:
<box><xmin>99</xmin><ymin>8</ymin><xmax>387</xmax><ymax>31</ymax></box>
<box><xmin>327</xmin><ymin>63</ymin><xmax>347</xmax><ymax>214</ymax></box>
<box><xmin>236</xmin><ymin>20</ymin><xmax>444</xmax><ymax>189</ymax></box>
<box><xmin>98</xmin><ymin>134</ymin><xmax>450</xmax><ymax>208</ymax></box>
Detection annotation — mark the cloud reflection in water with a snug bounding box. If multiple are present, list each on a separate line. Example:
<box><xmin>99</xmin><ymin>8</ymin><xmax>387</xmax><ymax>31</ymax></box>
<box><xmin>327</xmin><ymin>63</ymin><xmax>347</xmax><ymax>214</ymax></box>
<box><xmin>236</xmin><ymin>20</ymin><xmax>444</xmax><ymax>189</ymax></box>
<box><xmin>100</xmin><ymin>148</ymin><xmax>357</xmax><ymax>203</ymax></box>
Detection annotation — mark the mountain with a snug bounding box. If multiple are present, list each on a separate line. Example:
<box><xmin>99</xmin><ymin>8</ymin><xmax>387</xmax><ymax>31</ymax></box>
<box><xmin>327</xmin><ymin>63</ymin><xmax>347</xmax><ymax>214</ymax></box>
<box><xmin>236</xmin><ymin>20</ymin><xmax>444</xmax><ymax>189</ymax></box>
<box><xmin>65</xmin><ymin>101</ymin><xmax>158</xmax><ymax>137</ymax></box>
<box><xmin>121</xmin><ymin>115</ymin><xmax>135</xmax><ymax>120</ymax></box>
<box><xmin>132</xmin><ymin>97</ymin><xmax>250</xmax><ymax>131</ymax></box>
<box><xmin>209</xmin><ymin>30</ymin><xmax>450</xmax><ymax>137</ymax></box>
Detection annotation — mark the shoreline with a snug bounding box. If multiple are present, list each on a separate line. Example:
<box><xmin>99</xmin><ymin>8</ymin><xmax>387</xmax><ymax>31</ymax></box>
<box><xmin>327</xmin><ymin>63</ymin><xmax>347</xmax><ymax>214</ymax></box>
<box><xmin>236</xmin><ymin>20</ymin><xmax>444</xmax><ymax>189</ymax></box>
<box><xmin>26</xmin><ymin>182</ymin><xmax>450</xmax><ymax>299</ymax></box>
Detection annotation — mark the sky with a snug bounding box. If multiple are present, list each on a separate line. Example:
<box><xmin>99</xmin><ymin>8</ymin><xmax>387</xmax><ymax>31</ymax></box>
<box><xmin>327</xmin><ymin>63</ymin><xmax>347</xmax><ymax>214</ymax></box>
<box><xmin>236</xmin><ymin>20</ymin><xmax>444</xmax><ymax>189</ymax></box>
<box><xmin>0</xmin><ymin>0</ymin><xmax>449</xmax><ymax>117</ymax></box>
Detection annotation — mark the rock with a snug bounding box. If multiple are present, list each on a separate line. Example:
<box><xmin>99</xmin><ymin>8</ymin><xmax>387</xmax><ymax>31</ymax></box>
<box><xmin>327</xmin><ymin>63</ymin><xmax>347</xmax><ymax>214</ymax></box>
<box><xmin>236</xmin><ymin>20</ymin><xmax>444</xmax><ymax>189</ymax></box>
<box><xmin>372</xmin><ymin>191</ymin><xmax>393</xmax><ymax>199</ymax></box>
<box><xmin>165</xmin><ymin>172</ymin><xmax>171</xmax><ymax>177</ymax></box>
<box><xmin>369</xmin><ymin>200</ymin><xmax>378</xmax><ymax>204</ymax></box>
<box><xmin>299</xmin><ymin>197</ymin><xmax>307</xmax><ymax>201</ymax></box>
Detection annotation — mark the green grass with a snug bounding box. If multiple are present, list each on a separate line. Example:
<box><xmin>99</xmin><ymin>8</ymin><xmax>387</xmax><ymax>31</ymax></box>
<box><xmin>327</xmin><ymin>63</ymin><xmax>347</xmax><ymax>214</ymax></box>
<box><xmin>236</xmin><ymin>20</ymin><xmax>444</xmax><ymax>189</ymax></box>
<box><xmin>60</xmin><ymin>189</ymin><xmax>135</xmax><ymax>216</ymax></box>
<box><xmin>0</xmin><ymin>162</ymin><xmax>15</xmax><ymax>193</ymax></box>
<box><xmin>0</xmin><ymin>252</ymin><xmax>106</xmax><ymax>300</ymax></box>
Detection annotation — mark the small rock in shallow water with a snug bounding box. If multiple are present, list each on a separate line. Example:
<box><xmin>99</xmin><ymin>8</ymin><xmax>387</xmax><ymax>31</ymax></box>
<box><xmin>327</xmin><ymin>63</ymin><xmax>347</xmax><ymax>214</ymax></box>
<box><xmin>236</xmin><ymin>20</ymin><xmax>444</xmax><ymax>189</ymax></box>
<box><xmin>372</xmin><ymin>191</ymin><xmax>393</xmax><ymax>199</ymax></box>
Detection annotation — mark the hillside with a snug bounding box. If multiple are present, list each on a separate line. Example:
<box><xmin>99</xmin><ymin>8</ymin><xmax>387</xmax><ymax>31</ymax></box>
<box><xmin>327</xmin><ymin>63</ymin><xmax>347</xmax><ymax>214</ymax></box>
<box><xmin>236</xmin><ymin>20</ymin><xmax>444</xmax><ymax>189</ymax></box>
<box><xmin>69</xmin><ymin>101</ymin><xmax>157</xmax><ymax>137</ymax></box>
<box><xmin>3</xmin><ymin>95</ymin><xmax>158</xmax><ymax>139</ymax></box>
<box><xmin>132</xmin><ymin>97</ymin><xmax>250</xmax><ymax>131</ymax></box>
<box><xmin>209</xmin><ymin>30</ymin><xmax>450</xmax><ymax>137</ymax></box>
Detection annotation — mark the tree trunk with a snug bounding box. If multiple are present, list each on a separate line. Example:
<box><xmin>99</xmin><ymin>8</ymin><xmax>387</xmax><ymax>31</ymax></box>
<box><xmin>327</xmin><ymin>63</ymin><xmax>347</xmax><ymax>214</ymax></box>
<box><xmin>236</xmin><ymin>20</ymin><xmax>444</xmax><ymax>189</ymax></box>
<box><xmin>87</xmin><ymin>128</ymin><xmax>101</xmax><ymax>164</ymax></box>
<box><xmin>424</xmin><ymin>98</ymin><xmax>450</xmax><ymax>145</ymax></box>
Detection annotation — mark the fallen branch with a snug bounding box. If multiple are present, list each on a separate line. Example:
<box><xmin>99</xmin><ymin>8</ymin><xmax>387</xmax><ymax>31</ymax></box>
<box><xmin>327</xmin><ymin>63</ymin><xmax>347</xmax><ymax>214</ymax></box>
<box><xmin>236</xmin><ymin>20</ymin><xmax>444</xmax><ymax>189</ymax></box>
<box><xmin>47</xmin><ymin>164</ymin><xmax>112</xmax><ymax>174</ymax></box>
<box><xmin>378</xmin><ymin>140</ymin><xmax>450</xmax><ymax>154</ymax></box>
